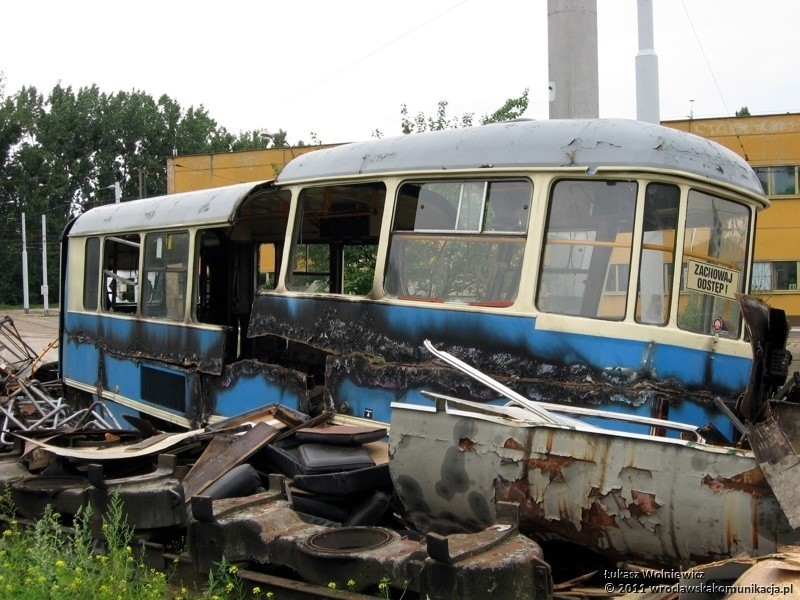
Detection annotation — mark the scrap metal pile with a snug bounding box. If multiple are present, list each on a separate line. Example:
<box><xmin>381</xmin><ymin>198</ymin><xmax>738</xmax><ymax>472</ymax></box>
<box><xmin>0</xmin><ymin>316</ymin><xmax>118</xmax><ymax>444</ymax></box>
<box><xmin>0</xmin><ymin>403</ymin><xmax>552</xmax><ymax>599</ymax></box>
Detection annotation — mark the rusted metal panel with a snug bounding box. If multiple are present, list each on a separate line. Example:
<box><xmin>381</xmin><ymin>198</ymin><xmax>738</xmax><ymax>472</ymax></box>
<box><xmin>389</xmin><ymin>398</ymin><xmax>800</xmax><ymax>568</ymax></box>
<box><xmin>188</xmin><ymin>492</ymin><xmax>552</xmax><ymax>599</ymax></box>
<box><xmin>749</xmin><ymin>414</ymin><xmax>800</xmax><ymax>531</ymax></box>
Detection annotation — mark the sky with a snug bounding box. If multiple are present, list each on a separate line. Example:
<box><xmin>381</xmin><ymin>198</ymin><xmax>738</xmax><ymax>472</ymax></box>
<box><xmin>1</xmin><ymin>1</ymin><xmax>798</xmax><ymax>146</ymax></box>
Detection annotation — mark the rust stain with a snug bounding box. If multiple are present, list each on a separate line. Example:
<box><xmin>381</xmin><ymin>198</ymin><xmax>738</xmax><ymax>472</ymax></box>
<box><xmin>701</xmin><ymin>468</ymin><xmax>771</xmax><ymax>497</ymax></box>
<box><xmin>628</xmin><ymin>490</ymin><xmax>661</xmax><ymax>517</ymax></box>
<box><xmin>528</xmin><ymin>455</ymin><xmax>573</xmax><ymax>482</ymax></box>
<box><xmin>495</xmin><ymin>477</ymin><xmax>544</xmax><ymax>522</ymax></box>
<box><xmin>458</xmin><ymin>437</ymin><xmax>475</xmax><ymax>452</ymax></box>
<box><xmin>584</xmin><ymin>500</ymin><xmax>617</xmax><ymax>527</ymax></box>
<box><xmin>503</xmin><ymin>437</ymin><xmax>525</xmax><ymax>451</ymax></box>
<box><xmin>611</xmin><ymin>489</ymin><xmax>627</xmax><ymax>512</ymax></box>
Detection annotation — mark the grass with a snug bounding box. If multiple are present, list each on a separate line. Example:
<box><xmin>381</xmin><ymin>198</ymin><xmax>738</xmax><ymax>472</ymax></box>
<box><xmin>0</xmin><ymin>489</ymin><xmax>167</xmax><ymax>599</ymax></box>
<box><xmin>0</xmin><ymin>488</ymin><xmax>407</xmax><ymax>599</ymax></box>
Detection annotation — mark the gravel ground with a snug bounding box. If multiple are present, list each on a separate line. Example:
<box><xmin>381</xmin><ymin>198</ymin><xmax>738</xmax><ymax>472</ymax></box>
<box><xmin>1</xmin><ymin>307</ymin><xmax>60</xmax><ymax>364</ymax></box>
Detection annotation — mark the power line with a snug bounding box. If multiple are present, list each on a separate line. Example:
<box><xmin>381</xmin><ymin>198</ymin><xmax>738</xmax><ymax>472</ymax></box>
<box><xmin>679</xmin><ymin>0</ymin><xmax>749</xmax><ymax>159</ymax></box>
<box><xmin>283</xmin><ymin>0</ymin><xmax>470</xmax><ymax>105</ymax></box>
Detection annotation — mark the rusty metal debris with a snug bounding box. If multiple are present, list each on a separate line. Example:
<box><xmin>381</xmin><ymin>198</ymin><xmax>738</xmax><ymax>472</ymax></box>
<box><xmin>0</xmin><ymin>315</ymin><xmax>115</xmax><ymax>445</ymax></box>
<box><xmin>0</xmin><ymin>401</ymin><xmax>554</xmax><ymax>598</ymax></box>
<box><xmin>5</xmin><ymin>300</ymin><xmax>800</xmax><ymax>597</ymax></box>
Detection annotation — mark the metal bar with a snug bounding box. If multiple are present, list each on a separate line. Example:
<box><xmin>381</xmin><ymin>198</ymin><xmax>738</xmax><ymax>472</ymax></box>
<box><xmin>423</xmin><ymin>339</ymin><xmax>571</xmax><ymax>426</ymax></box>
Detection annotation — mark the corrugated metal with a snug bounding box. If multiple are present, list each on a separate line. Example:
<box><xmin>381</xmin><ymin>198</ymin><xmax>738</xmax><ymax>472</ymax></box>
<box><xmin>276</xmin><ymin>119</ymin><xmax>766</xmax><ymax>202</ymax></box>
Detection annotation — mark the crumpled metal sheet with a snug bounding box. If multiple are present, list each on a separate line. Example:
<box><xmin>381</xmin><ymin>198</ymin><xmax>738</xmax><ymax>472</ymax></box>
<box><xmin>389</xmin><ymin>399</ymin><xmax>800</xmax><ymax>568</ymax></box>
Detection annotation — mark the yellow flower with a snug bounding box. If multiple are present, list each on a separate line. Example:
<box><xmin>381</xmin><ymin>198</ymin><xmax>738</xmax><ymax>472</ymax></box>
<box><xmin>55</xmin><ymin>560</ymin><xmax>67</xmax><ymax>569</ymax></box>
<box><xmin>266</xmin><ymin>593</ymin><xmax>274</xmax><ymax>599</ymax></box>
<box><xmin>227</xmin><ymin>564</ymin><xmax>238</xmax><ymax>574</ymax></box>
<box><xmin>328</xmin><ymin>582</ymin><xmax>337</xmax><ymax>589</ymax></box>
<box><xmin>225</xmin><ymin>582</ymin><xmax>235</xmax><ymax>593</ymax></box>
<box><xmin>252</xmin><ymin>587</ymin><xmax>261</xmax><ymax>594</ymax></box>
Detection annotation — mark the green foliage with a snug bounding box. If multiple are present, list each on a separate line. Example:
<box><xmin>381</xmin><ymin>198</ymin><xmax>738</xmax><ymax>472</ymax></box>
<box><xmin>0</xmin><ymin>491</ymin><xmax>167</xmax><ymax>599</ymax></box>
<box><xmin>0</xmin><ymin>81</ymin><xmax>282</xmax><ymax>305</ymax></box>
<box><xmin>401</xmin><ymin>88</ymin><xmax>529</xmax><ymax>134</ymax></box>
<box><xmin>735</xmin><ymin>106</ymin><xmax>751</xmax><ymax>117</ymax></box>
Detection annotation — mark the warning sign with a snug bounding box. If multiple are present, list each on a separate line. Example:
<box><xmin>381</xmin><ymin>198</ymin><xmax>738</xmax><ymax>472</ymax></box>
<box><xmin>686</xmin><ymin>259</ymin><xmax>739</xmax><ymax>300</ymax></box>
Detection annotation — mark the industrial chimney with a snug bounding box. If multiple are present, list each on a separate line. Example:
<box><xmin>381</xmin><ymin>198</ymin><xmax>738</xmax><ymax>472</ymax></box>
<box><xmin>635</xmin><ymin>0</ymin><xmax>660</xmax><ymax>123</ymax></box>
<box><xmin>547</xmin><ymin>0</ymin><xmax>599</xmax><ymax>119</ymax></box>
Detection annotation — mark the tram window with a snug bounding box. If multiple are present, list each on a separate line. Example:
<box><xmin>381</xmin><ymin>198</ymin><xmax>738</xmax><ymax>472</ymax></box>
<box><xmin>142</xmin><ymin>231</ymin><xmax>189</xmax><ymax>320</ymax></box>
<box><xmin>677</xmin><ymin>191</ymin><xmax>749</xmax><ymax>337</ymax></box>
<box><xmin>537</xmin><ymin>180</ymin><xmax>637</xmax><ymax>319</ymax></box>
<box><xmin>635</xmin><ymin>183</ymin><xmax>680</xmax><ymax>325</ymax></box>
<box><xmin>102</xmin><ymin>234</ymin><xmax>140</xmax><ymax>314</ymax></box>
<box><xmin>286</xmin><ymin>183</ymin><xmax>386</xmax><ymax>295</ymax></box>
<box><xmin>83</xmin><ymin>237</ymin><xmax>100</xmax><ymax>310</ymax></box>
<box><xmin>386</xmin><ymin>180</ymin><xmax>530</xmax><ymax>305</ymax></box>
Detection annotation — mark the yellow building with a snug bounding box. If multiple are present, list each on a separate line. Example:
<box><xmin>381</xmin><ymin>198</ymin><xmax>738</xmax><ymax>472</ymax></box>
<box><xmin>664</xmin><ymin>114</ymin><xmax>800</xmax><ymax>323</ymax></box>
<box><xmin>166</xmin><ymin>145</ymin><xmax>337</xmax><ymax>194</ymax></box>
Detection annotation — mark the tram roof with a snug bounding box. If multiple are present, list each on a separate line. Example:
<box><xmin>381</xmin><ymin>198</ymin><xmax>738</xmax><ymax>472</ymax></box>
<box><xmin>68</xmin><ymin>180</ymin><xmax>274</xmax><ymax>236</ymax></box>
<box><xmin>277</xmin><ymin>118</ymin><xmax>766</xmax><ymax>202</ymax></box>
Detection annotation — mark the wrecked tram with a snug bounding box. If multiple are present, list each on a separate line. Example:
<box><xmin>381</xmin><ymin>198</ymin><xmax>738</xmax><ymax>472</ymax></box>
<box><xmin>59</xmin><ymin>118</ymin><xmax>767</xmax><ymax>441</ymax></box>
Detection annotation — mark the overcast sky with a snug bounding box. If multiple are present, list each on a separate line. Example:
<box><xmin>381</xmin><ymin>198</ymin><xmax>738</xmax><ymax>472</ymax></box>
<box><xmin>1</xmin><ymin>1</ymin><xmax>798</xmax><ymax>146</ymax></box>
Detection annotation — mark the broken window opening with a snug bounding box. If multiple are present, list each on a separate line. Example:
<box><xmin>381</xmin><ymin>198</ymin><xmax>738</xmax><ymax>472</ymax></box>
<box><xmin>102</xmin><ymin>234</ymin><xmax>141</xmax><ymax>314</ymax></box>
<box><xmin>286</xmin><ymin>183</ymin><xmax>386</xmax><ymax>296</ymax></box>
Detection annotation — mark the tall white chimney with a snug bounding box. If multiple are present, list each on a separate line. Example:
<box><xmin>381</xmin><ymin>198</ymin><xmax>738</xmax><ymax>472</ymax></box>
<box><xmin>548</xmin><ymin>0</ymin><xmax>599</xmax><ymax>119</ymax></box>
<box><xmin>635</xmin><ymin>0</ymin><xmax>661</xmax><ymax>123</ymax></box>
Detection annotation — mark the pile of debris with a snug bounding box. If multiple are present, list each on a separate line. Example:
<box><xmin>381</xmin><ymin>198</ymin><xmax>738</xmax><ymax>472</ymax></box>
<box><xmin>0</xmin><ymin>403</ymin><xmax>551</xmax><ymax>599</ymax></box>
<box><xmin>0</xmin><ymin>316</ymin><xmax>117</xmax><ymax>445</ymax></box>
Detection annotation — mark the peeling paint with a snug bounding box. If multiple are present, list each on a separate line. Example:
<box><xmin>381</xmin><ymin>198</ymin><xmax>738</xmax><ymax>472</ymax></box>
<box><xmin>390</xmin><ymin>401</ymin><xmax>800</xmax><ymax>568</ymax></box>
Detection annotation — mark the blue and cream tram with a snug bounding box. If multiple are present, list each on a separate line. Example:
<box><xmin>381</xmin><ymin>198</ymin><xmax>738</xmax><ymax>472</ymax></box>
<box><xmin>59</xmin><ymin>119</ymin><xmax>767</xmax><ymax>440</ymax></box>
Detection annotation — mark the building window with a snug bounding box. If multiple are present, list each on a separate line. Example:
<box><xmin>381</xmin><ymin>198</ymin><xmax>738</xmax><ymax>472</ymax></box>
<box><xmin>754</xmin><ymin>166</ymin><xmax>798</xmax><ymax>197</ymax></box>
<box><xmin>751</xmin><ymin>261</ymin><xmax>800</xmax><ymax>292</ymax></box>
<box><xmin>751</xmin><ymin>262</ymin><xmax>772</xmax><ymax>292</ymax></box>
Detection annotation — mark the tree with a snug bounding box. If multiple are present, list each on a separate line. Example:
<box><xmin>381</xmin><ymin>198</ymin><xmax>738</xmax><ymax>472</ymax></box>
<box><xmin>0</xmin><ymin>81</ymin><xmax>297</xmax><ymax>305</ymax></box>
<box><xmin>735</xmin><ymin>106</ymin><xmax>751</xmax><ymax>117</ymax></box>
<box><xmin>400</xmin><ymin>88</ymin><xmax>529</xmax><ymax>134</ymax></box>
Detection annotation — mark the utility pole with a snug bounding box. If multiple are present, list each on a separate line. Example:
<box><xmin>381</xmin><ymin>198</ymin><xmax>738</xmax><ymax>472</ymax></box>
<box><xmin>21</xmin><ymin>213</ymin><xmax>30</xmax><ymax>314</ymax></box>
<box><xmin>41</xmin><ymin>215</ymin><xmax>49</xmax><ymax>316</ymax></box>
<box><xmin>138</xmin><ymin>167</ymin><xmax>146</xmax><ymax>199</ymax></box>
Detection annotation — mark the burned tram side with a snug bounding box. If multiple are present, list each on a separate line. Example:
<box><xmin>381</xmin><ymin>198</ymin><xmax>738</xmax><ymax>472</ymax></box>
<box><xmin>60</xmin><ymin>119</ymin><xmax>766</xmax><ymax>441</ymax></box>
